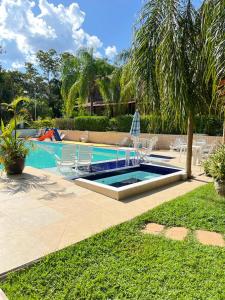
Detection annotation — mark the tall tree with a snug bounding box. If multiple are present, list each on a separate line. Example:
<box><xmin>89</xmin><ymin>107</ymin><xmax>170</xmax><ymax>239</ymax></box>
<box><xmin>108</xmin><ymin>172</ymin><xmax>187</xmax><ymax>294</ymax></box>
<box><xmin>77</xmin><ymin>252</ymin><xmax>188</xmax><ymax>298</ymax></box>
<box><xmin>36</xmin><ymin>49</ymin><xmax>62</xmax><ymax>117</ymax></box>
<box><xmin>132</xmin><ymin>0</ymin><xmax>224</xmax><ymax>178</ymax></box>
<box><xmin>60</xmin><ymin>53</ymin><xmax>81</xmax><ymax>117</ymax></box>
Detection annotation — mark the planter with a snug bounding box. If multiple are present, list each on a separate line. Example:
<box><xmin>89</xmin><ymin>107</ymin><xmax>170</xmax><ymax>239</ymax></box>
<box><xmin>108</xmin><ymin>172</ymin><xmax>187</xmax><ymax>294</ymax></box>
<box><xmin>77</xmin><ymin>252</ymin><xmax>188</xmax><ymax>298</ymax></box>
<box><xmin>214</xmin><ymin>180</ymin><xmax>225</xmax><ymax>197</ymax></box>
<box><xmin>5</xmin><ymin>157</ymin><xmax>25</xmax><ymax>175</ymax></box>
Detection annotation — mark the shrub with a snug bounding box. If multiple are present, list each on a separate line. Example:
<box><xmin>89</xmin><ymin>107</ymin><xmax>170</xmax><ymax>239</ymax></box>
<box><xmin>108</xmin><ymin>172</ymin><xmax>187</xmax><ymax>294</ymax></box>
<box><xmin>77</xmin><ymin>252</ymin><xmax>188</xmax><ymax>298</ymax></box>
<box><xmin>31</xmin><ymin>119</ymin><xmax>54</xmax><ymax>129</ymax></box>
<box><xmin>109</xmin><ymin>115</ymin><xmax>133</xmax><ymax>132</ymax></box>
<box><xmin>54</xmin><ymin>118</ymin><xmax>76</xmax><ymax>130</ymax></box>
<box><xmin>195</xmin><ymin>116</ymin><xmax>223</xmax><ymax>136</ymax></box>
<box><xmin>30</xmin><ymin>114</ymin><xmax>224</xmax><ymax>136</ymax></box>
<box><xmin>74</xmin><ymin>116</ymin><xmax>110</xmax><ymax>131</ymax></box>
<box><xmin>205</xmin><ymin>144</ymin><xmax>225</xmax><ymax>181</ymax></box>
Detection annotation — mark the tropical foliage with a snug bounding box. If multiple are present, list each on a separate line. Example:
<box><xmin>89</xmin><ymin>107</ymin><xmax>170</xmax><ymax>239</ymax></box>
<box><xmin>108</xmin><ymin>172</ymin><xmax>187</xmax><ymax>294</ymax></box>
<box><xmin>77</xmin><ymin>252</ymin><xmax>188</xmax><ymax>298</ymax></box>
<box><xmin>204</xmin><ymin>144</ymin><xmax>225</xmax><ymax>181</ymax></box>
<box><xmin>61</xmin><ymin>49</ymin><xmax>126</xmax><ymax>117</ymax></box>
<box><xmin>131</xmin><ymin>0</ymin><xmax>225</xmax><ymax>177</ymax></box>
<box><xmin>0</xmin><ymin>97</ymin><xmax>31</xmax><ymax>171</ymax></box>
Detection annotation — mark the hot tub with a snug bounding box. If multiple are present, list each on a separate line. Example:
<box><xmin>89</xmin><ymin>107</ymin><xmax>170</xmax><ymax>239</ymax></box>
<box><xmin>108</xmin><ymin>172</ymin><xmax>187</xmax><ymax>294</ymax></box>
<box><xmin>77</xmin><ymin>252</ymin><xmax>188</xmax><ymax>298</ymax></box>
<box><xmin>75</xmin><ymin>164</ymin><xmax>186</xmax><ymax>200</ymax></box>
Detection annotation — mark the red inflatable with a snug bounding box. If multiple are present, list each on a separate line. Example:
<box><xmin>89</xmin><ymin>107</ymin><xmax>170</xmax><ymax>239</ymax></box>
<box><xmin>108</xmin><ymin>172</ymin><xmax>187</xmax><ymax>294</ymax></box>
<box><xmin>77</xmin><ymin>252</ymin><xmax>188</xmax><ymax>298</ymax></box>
<box><xmin>38</xmin><ymin>130</ymin><xmax>54</xmax><ymax>141</ymax></box>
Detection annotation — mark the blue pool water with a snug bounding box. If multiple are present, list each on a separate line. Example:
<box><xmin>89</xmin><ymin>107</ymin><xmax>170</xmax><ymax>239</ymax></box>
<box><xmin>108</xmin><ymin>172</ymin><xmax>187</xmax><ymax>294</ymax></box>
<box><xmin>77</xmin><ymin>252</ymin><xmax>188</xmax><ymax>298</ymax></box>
<box><xmin>95</xmin><ymin>171</ymin><xmax>161</xmax><ymax>187</ymax></box>
<box><xmin>15</xmin><ymin>141</ymin><xmax>135</xmax><ymax>169</ymax></box>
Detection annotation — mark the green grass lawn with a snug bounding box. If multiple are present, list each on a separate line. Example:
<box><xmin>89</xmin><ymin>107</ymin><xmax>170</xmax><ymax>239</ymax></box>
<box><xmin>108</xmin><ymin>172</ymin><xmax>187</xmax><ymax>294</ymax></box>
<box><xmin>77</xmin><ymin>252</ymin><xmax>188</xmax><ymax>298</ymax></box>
<box><xmin>1</xmin><ymin>183</ymin><xmax>225</xmax><ymax>300</ymax></box>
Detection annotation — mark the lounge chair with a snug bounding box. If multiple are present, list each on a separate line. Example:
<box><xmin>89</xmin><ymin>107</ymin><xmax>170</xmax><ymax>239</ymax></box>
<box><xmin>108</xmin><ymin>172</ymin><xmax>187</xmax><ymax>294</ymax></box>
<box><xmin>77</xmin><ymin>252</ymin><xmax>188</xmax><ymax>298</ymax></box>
<box><xmin>74</xmin><ymin>145</ymin><xmax>93</xmax><ymax>173</ymax></box>
<box><xmin>55</xmin><ymin>144</ymin><xmax>77</xmax><ymax>173</ymax></box>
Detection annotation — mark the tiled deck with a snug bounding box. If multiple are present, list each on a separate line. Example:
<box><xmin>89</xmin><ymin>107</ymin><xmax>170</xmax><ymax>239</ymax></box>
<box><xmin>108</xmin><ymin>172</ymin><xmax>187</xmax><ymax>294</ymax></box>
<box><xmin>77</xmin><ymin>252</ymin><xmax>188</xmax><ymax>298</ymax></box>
<box><xmin>0</xmin><ymin>150</ymin><xmax>211</xmax><ymax>275</ymax></box>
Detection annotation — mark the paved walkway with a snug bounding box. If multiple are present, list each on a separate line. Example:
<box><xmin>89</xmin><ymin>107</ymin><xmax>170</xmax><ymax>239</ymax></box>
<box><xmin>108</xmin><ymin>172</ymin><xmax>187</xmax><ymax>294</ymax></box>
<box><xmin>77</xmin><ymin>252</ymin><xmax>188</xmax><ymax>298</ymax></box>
<box><xmin>142</xmin><ymin>222</ymin><xmax>225</xmax><ymax>247</ymax></box>
<box><xmin>0</xmin><ymin>151</ymin><xmax>211</xmax><ymax>275</ymax></box>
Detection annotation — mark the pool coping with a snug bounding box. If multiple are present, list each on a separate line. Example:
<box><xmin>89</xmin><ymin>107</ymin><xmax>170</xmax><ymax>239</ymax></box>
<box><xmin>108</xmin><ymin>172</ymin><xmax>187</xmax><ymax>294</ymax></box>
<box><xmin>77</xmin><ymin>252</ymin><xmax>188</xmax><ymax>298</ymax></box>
<box><xmin>75</xmin><ymin>164</ymin><xmax>186</xmax><ymax>200</ymax></box>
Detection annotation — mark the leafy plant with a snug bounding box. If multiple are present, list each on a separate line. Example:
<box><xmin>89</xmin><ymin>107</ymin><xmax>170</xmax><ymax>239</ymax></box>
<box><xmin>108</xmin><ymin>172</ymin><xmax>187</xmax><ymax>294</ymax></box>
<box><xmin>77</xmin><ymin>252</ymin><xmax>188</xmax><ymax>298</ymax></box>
<box><xmin>0</xmin><ymin>97</ymin><xmax>31</xmax><ymax>172</ymax></box>
<box><xmin>205</xmin><ymin>145</ymin><xmax>225</xmax><ymax>181</ymax></box>
<box><xmin>0</xmin><ymin>119</ymin><xmax>30</xmax><ymax>169</ymax></box>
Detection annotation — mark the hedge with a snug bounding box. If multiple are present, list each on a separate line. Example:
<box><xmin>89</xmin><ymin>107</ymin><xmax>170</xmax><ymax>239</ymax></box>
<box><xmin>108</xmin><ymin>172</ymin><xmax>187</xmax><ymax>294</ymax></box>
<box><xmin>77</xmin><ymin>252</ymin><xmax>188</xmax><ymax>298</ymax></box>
<box><xmin>74</xmin><ymin>116</ymin><xmax>110</xmax><ymax>131</ymax></box>
<box><xmin>31</xmin><ymin>119</ymin><xmax>54</xmax><ymax>129</ymax></box>
<box><xmin>109</xmin><ymin>115</ymin><xmax>181</xmax><ymax>134</ymax></box>
<box><xmin>54</xmin><ymin>118</ymin><xmax>76</xmax><ymax>130</ymax></box>
<box><xmin>31</xmin><ymin>115</ymin><xmax>223</xmax><ymax>136</ymax></box>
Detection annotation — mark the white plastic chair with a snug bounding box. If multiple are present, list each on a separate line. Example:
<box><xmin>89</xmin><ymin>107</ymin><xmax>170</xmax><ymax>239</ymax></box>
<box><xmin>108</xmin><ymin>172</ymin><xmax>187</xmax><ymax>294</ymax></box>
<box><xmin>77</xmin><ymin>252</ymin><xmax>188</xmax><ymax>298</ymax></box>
<box><xmin>140</xmin><ymin>136</ymin><xmax>158</xmax><ymax>161</ymax></box>
<box><xmin>55</xmin><ymin>144</ymin><xmax>77</xmax><ymax>173</ymax></box>
<box><xmin>170</xmin><ymin>137</ymin><xmax>186</xmax><ymax>151</ymax></box>
<box><xmin>74</xmin><ymin>145</ymin><xmax>93</xmax><ymax>173</ymax></box>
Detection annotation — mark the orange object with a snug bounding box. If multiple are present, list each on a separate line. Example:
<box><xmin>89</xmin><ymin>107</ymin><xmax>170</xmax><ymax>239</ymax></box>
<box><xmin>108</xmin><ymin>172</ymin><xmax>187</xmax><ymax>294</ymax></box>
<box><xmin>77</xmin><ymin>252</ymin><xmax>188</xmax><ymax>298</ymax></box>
<box><xmin>38</xmin><ymin>130</ymin><xmax>54</xmax><ymax>141</ymax></box>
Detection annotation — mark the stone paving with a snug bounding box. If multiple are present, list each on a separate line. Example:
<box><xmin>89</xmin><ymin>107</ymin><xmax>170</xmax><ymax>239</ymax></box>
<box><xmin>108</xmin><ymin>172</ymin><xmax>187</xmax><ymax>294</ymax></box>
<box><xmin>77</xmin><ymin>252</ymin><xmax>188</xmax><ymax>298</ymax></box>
<box><xmin>0</xmin><ymin>150</ymin><xmax>211</xmax><ymax>275</ymax></box>
<box><xmin>142</xmin><ymin>222</ymin><xmax>225</xmax><ymax>247</ymax></box>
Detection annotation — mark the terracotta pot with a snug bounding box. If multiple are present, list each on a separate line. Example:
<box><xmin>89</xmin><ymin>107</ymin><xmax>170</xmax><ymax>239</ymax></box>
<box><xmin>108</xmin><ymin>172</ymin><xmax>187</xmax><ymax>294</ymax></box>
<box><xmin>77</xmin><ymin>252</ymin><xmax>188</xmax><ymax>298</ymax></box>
<box><xmin>5</xmin><ymin>157</ymin><xmax>25</xmax><ymax>175</ymax></box>
<box><xmin>214</xmin><ymin>180</ymin><xmax>225</xmax><ymax>197</ymax></box>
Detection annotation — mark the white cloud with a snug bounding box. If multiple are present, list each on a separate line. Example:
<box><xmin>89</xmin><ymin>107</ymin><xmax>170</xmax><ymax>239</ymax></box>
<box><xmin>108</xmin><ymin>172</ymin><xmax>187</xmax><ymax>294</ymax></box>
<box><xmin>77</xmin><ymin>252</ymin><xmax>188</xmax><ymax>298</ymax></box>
<box><xmin>105</xmin><ymin>45</ymin><xmax>117</xmax><ymax>60</ymax></box>
<box><xmin>0</xmin><ymin>0</ymin><xmax>109</xmax><ymax>69</ymax></box>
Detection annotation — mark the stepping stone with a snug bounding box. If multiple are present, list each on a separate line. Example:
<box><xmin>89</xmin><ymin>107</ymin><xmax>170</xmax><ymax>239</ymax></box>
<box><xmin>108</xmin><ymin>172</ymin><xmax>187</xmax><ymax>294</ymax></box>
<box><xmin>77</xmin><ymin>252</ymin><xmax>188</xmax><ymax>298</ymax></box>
<box><xmin>0</xmin><ymin>289</ymin><xmax>8</xmax><ymax>300</ymax></box>
<box><xmin>196</xmin><ymin>230</ymin><xmax>225</xmax><ymax>247</ymax></box>
<box><xmin>164</xmin><ymin>226</ymin><xmax>189</xmax><ymax>241</ymax></box>
<box><xmin>142</xmin><ymin>223</ymin><xmax>165</xmax><ymax>235</ymax></box>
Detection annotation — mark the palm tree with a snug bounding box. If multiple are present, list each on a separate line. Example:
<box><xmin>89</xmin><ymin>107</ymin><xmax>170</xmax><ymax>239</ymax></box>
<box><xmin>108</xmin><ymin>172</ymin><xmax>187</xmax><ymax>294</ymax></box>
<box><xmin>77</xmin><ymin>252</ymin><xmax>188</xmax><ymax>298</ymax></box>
<box><xmin>132</xmin><ymin>0</ymin><xmax>225</xmax><ymax>178</ymax></box>
<box><xmin>201</xmin><ymin>0</ymin><xmax>225</xmax><ymax>143</ymax></box>
<box><xmin>61</xmin><ymin>53</ymin><xmax>80</xmax><ymax>117</ymax></box>
<box><xmin>1</xmin><ymin>96</ymin><xmax>30</xmax><ymax>138</ymax></box>
<box><xmin>61</xmin><ymin>49</ymin><xmax>115</xmax><ymax>116</ymax></box>
<box><xmin>97</xmin><ymin>67</ymin><xmax>122</xmax><ymax>117</ymax></box>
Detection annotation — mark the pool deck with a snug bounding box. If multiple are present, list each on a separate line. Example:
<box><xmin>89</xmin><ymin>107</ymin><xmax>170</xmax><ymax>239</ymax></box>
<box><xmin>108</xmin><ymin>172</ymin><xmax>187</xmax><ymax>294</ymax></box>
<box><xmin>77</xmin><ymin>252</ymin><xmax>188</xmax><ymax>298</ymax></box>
<box><xmin>0</xmin><ymin>150</ymin><xmax>211</xmax><ymax>276</ymax></box>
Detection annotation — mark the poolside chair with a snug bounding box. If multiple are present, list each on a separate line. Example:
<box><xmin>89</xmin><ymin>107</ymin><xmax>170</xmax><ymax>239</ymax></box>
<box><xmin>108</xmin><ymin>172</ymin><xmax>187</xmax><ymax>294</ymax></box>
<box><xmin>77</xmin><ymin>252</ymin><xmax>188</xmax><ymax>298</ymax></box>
<box><xmin>55</xmin><ymin>144</ymin><xmax>77</xmax><ymax>173</ymax></box>
<box><xmin>170</xmin><ymin>137</ymin><xmax>186</xmax><ymax>151</ymax></box>
<box><xmin>139</xmin><ymin>136</ymin><xmax>158</xmax><ymax>161</ymax></box>
<box><xmin>74</xmin><ymin>145</ymin><xmax>93</xmax><ymax>173</ymax></box>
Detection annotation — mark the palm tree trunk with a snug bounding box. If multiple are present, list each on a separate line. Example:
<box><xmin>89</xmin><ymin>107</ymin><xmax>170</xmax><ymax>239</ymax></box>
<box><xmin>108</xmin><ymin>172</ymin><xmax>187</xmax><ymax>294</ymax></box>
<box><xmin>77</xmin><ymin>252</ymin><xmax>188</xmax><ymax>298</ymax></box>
<box><xmin>186</xmin><ymin>113</ymin><xmax>194</xmax><ymax>179</ymax></box>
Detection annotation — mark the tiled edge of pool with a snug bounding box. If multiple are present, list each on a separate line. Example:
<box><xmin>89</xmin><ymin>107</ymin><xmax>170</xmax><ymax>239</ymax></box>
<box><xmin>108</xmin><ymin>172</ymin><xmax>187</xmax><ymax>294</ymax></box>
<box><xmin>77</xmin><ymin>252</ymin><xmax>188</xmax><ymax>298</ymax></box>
<box><xmin>75</xmin><ymin>164</ymin><xmax>186</xmax><ymax>201</ymax></box>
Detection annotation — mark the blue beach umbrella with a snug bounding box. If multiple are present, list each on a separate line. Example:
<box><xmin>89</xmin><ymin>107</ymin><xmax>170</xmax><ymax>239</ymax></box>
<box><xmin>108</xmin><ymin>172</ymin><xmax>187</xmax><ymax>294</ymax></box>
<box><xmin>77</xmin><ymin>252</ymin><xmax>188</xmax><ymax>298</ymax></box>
<box><xmin>130</xmin><ymin>110</ymin><xmax>140</xmax><ymax>138</ymax></box>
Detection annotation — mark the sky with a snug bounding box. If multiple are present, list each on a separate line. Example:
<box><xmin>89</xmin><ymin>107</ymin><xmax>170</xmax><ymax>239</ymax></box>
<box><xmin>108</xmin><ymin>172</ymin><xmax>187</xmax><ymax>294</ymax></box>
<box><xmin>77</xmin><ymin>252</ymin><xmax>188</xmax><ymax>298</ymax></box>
<box><xmin>0</xmin><ymin>0</ymin><xmax>201</xmax><ymax>70</ymax></box>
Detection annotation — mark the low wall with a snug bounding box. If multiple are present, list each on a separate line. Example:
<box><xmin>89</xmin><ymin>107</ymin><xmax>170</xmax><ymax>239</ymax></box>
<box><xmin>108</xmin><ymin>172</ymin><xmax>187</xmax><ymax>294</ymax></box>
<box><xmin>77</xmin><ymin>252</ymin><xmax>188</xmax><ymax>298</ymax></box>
<box><xmin>60</xmin><ymin>130</ymin><xmax>223</xmax><ymax>150</ymax></box>
<box><xmin>16</xmin><ymin>129</ymin><xmax>38</xmax><ymax>137</ymax></box>
<box><xmin>0</xmin><ymin>129</ymin><xmax>38</xmax><ymax>137</ymax></box>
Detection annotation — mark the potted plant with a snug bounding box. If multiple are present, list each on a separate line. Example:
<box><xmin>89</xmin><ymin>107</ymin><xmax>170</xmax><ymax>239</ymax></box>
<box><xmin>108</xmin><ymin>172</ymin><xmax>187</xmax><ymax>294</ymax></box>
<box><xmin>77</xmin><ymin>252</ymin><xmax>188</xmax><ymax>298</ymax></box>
<box><xmin>205</xmin><ymin>144</ymin><xmax>225</xmax><ymax>196</ymax></box>
<box><xmin>0</xmin><ymin>97</ymin><xmax>30</xmax><ymax>175</ymax></box>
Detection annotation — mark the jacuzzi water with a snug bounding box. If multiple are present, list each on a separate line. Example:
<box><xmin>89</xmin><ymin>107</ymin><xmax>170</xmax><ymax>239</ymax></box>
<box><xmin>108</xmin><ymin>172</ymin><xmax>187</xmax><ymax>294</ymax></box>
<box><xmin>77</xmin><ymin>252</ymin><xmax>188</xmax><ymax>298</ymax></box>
<box><xmin>95</xmin><ymin>170</ymin><xmax>161</xmax><ymax>187</ymax></box>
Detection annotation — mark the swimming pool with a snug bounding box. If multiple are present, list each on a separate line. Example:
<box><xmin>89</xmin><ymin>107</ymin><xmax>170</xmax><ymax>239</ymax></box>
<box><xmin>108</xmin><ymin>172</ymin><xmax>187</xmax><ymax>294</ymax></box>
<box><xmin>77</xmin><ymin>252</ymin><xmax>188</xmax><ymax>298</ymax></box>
<box><xmin>16</xmin><ymin>141</ymin><xmax>135</xmax><ymax>169</ymax></box>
